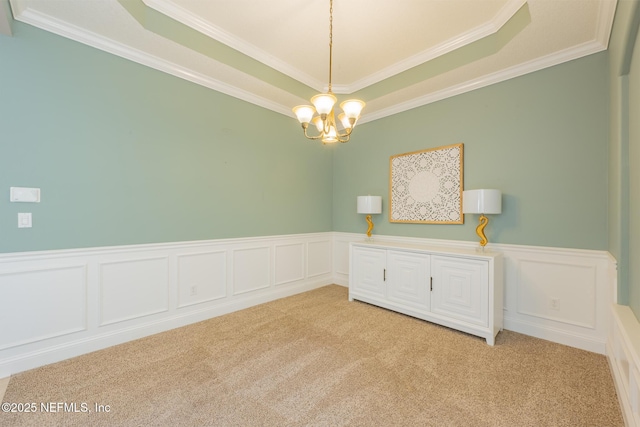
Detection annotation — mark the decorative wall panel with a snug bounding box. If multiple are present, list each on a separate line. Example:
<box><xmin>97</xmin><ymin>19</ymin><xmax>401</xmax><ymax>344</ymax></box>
<box><xmin>177</xmin><ymin>251</ymin><xmax>227</xmax><ymax>308</ymax></box>
<box><xmin>232</xmin><ymin>247</ymin><xmax>270</xmax><ymax>295</ymax></box>
<box><xmin>516</xmin><ymin>259</ymin><xmax>596</xmax><ymax>328</ymax></box>
<box><xmin>308</xmin><ymin>240</ymin><xmax>332</xmax><ymax>278</ymax></box>
<box><xmin>333</xmin><ymin>237</ymin><xmax>351</xmax><ymax>286</ymax></box>
<box><xmin>99</xmin><ymin>257</ymin><xmax>169</xmax><ymax>326</ymax></box>
<box><xmin>0</xmin><ymin>265</ymin><xmax>87</xmax><ymax>350</ymax></box>
<box><xmin>274</xmin><ymin>243</ymin><xmax>305</xmax><ymax>286</ymax></box>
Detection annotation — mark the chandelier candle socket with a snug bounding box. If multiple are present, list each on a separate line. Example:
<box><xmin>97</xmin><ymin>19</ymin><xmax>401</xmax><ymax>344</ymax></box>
<box><xmin>292</xmin><ymin>0</ymin><xmax>365</xmax><ymax>144</ymax></box>
<box><xmin>357</xmin><ymin>196</ymin><xmax>382</xmax><ymax>238</ymax></box>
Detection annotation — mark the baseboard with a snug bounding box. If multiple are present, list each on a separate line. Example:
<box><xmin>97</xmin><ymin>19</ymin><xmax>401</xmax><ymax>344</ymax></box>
<box><xmin>504</xmin><ymin>315</ymin><xmax>606</xmax><ymax>354</ymax></box>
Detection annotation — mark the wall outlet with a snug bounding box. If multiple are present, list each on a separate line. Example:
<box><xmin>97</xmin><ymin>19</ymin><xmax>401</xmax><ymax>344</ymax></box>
<box><xmin>190</xmin><ymin>285</ymin><xmax>198</xmax><ymax>296</ymax></box>
<box><xmin>550</xmin><ymin>298</ymin><xmax>560</xmax><ymax>310</ymax></box>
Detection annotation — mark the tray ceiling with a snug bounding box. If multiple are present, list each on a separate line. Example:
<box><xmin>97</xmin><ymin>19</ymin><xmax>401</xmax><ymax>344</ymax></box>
<box><xmin>8</xmin><ymin>0</ymin><xmax>617</xmax><ymax>124</ymax></box>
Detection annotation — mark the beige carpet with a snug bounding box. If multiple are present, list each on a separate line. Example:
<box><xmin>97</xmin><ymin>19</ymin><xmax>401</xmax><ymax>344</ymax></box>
<box><xmin>1</xmin><ymin>285</ymin><xmax>623</xmax><ymax>426</ymax></box>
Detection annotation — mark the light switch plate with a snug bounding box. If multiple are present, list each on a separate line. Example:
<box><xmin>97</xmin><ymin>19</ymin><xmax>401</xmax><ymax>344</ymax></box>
<box><xmin>18</xmin><ymin>213</ymin><xmax>32</xmax><ymax>228</ymax></box>
<box><xmin>10</xmin><ymin>187</ymin><xmax>40</xmax><ymax>203</ymax></box>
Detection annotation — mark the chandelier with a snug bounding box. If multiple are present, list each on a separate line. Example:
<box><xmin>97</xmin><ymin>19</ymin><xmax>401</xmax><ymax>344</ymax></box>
<box><xmin>292</xmin><ymin>0</ymin><xmax>365</xmax><ymax>144</ymax></box>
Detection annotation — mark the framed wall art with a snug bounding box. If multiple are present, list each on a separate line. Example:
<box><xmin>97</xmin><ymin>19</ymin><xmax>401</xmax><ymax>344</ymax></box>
<box><xmin>389</xmin><ymin>143</ymin><xmax>464</xmax><ymax>224</ymax></box>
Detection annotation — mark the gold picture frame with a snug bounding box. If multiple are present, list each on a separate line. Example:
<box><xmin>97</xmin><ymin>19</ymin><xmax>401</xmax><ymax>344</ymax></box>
<box><xmin>389</xmin><ymin>143</ymin><xmax>464</xmax><ymax>224</ymax></box>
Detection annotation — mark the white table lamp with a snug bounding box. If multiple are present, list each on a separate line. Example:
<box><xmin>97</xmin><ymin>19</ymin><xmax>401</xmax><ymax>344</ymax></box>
<box><xmin>357</xmin><ymin>196</ymin><xmax>382</xmax><ymax>238</ymax></box>
<box><xmin>463</xmin><ymin>189</ymin><xmax>502</xmax><ymax>247</ymax></box>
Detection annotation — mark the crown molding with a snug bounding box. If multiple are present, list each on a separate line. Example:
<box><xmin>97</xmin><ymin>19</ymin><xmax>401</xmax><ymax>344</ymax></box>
<box><xmin>9</xmin><ymin>0</ymin><xmax>617</xmax><ymax>125</ymax></box>
<box><xmin>142</xmin><ymin>0</ymin><xmax>528</xmax><ymax>94</ymax></box>
<box><xmin>12</xmin><ymin>5</ymin><xmax>295</xmax><ymax>117</ymax></box>
<box><xmin>359</xmin><ymin>0</ymin><xmax>617</xmax><ymax>124</ymax></box>
<box><xmin>343</xmin><ymin>0</ymin><xmax>528</xmax><ymax>93</ymax></box>
<box><xmin>142</xmin><ymin>0</ymin><xmax>326</xmax><ymax>92</ymax></box>
<box><xmin>595</xmin><ymin>0</ymin><xmax>618</xmax><ymax>48</ymax></box>
<box><xmin>359</xmin><ymin>38</ymin><xmax>608</xmax><ymax>125</ymax></box>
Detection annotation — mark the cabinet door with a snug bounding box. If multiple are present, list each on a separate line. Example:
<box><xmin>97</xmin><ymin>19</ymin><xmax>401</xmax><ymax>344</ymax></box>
<box><xmin>351</xmin><ymin>246</ymin><xmax>386</xmax><ymax>298</ymax></box>
<box><xmin>431</xmin><ymin>256</ymin><xmax>488</xmax><ymax>326</ymax></box>
<box><xmin>387</xmin><ymin>250</ymin><xmax>430</xmax><ymax>310</ymax></box>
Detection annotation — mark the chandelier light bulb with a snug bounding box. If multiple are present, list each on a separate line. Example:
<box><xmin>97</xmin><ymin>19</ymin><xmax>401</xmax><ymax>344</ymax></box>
<box><xmin>312</xmin><ymin>116</ymin><xmax>324</xmax><ymax>132</ymax></box>
<box><xmin>338</xmin><ymin>113</ymin><xmax>352</xmax><ymax>130</ymax></box>
<box><xmin>323</xmin><ymin>125</ymin><xmax>338</xmax><ymax>144</ymax></box>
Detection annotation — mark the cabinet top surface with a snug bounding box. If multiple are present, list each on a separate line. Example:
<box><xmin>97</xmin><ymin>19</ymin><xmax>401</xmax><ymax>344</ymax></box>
<box><xmin>351</xmin><ymin>240</ymin><xmax>501</xmax><ymax>260</ymax></box>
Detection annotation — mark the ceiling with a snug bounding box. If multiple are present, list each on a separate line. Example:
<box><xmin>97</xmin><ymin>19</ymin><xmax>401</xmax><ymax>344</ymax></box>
<box><xmin>7</xmin><ymin>0</ymin><xmax>617</xmax><ymax>124</ymax></box>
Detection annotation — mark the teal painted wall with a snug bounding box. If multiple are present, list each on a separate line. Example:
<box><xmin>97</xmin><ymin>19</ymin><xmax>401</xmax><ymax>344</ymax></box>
<box><xmin>0</xmin><ymin>23</ymin><xmax>333</xmax><ymax>253</ymax></box>
<box><xmin>0</xmin><ymin>20</ymin><xmax>613</xmax><ymax>258</ymax></box>
<box><xmin>334</xmin><ymin>53</ymin><xmax>609</xmax><ymax>250</ymax></box>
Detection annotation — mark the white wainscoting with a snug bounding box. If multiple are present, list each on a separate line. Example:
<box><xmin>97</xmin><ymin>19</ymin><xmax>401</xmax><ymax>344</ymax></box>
<box><xmin>0</xmin><ymin>231</ymin><xmax>618</xmax><ymax>377</ymax></box>
<box><xmin>0</xmin><ymin>233</ymin><xmax>333</xmax><ymax>377</ymax></box>
<box><xmin>333</xmin><ymin>232</ymin><xmax>614</xmax><ymax>354</ymax></box>
<box><xmin>608</xmin><ymin>304</ymin><xmax>640</xmax><ymax>427</ymax></box>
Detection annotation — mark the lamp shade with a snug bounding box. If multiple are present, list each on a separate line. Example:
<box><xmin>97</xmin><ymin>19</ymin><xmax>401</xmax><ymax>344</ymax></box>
<box><xmin>292</xmin><ymin>105</ymin><xmax>315</xmax><ymax>124</ymax></box>
<box><xmin>463</xmin><ymin>189</ymin><xmax>502</xmax><ymax>214</ymax></box>
<box><xmin>357</xmin><ymin>196</ymin><xmax>382</xmax><ymax>214</ymax></box>
<box><xmin>311</xmin><ymin>93</ymin><xmax>337</xmax><ymax>115</ymax></box>
<box><xmin>340</xmin><ymin>99</ymin><xmax>365</xmax><ymax>119</ymax></box>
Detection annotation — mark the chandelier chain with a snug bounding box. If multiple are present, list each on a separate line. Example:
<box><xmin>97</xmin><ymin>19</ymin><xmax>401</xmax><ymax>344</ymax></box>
<box><xmin>328</xmin><ymin>0</ymin><xmax>333</xmax><ymax>93</ymax></box>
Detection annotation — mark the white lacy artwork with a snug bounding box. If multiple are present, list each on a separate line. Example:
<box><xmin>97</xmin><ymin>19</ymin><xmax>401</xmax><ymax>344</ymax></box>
<box><xmin>389</xmin><ymin>143</ymin><xmax>464</xmax><ymax>224</ymax></box>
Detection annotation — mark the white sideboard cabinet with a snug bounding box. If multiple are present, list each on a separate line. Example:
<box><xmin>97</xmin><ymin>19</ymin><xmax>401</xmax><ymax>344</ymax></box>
<box><xmin>349</xmin><ymin>241</ymin><xmax>504</xmax><ymax>345</ymax></box>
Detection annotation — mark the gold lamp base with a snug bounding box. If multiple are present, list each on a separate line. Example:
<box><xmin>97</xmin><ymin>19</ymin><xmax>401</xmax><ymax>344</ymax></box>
<box><xmin>475</xmin><ymin>214</ymin><xmax>489</xmax><ymax>247</ymax></box>
<box><xmin>365</xmin><ymin>214</ymin><xmax>374</xmax><ymax>238</ymax></box>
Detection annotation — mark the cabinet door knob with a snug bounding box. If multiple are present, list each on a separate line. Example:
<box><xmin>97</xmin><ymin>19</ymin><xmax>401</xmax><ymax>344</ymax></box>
<box><xmin>383</xmin><ymin>269</ymin><xmax>386</xmax><ymax>281</ymax></box>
